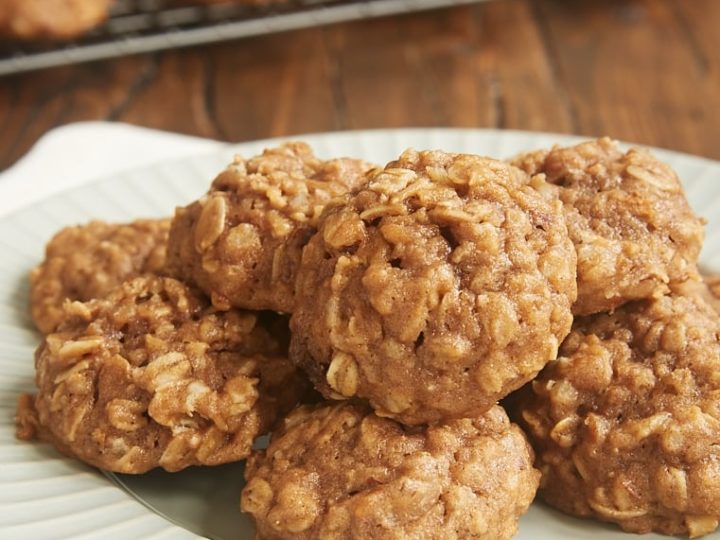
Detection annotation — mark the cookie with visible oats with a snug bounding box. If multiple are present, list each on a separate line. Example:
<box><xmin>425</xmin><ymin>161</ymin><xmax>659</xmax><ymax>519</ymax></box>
<box><xmin>672</xmin><ymin>275</ymin><xmax>720</xmax><ymax>316</ymax></box>
<box><xmin>241</xmin><ymin>402</ymin><xmax>539</xmax><ymax>540</ymax></box>
<box><xmin>290</xmin><ymin>149</ymin><xmax>577</xmax><ymax>425</ymax></box>
<box><xmin>511</xmin><ymin>138</ymin><xmax>704</xmax><ymax>315</ymax></box>
<box><xmin>17</xmin><ymin>276</ymin><xmax>306</xmax><ymax>473</ymax></box>
<box><xmin>512</xmin><ymin>293</ymin><xmax>720</xmax><ymax>538</ymax></box>
<box><xmin>30</xmin><ymin>219</ymin><xmax>170</xmax><ymax>334</ymax></box>
<box><xmin>166</xmin><ymin>143</ymin><xmax>375</xmax><ymax>313</ymax></box>
<box><xmin>698</xmin><ymin>275</ymin><xmax>720</xmax><ymax>314</ymax></box>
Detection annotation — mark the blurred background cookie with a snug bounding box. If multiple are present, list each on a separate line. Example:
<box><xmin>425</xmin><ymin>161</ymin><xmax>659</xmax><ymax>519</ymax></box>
<box><xmin>0</xmin><ymin>0</ymin><xmax>112</xmax><ymax>40</ymax></box>
<box><xmin>0</xmin><ymin>0</ymin><xmax>291</xmax><ymax>41</ymax></box>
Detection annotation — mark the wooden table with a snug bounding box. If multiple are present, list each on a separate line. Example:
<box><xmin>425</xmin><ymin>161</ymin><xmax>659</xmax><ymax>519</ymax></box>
<box><xmin>0</xmin><ymin>0</ymin><xmax>718</xmax><ymax>171</ymax></box>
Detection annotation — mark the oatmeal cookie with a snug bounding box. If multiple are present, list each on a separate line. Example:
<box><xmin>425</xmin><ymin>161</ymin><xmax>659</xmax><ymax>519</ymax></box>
<box><xmin>166</xmin><ymin>143</ymin><xmax>374</xmax><ymax>313</ymax></box>
<box><xmin>241</xmin><ymin>402</ymin><xmax>539</xmax><ymax>540</ymax></box>
<box><xmin>17</xmin><ymin>276</ymin><xmax>305</xmax><ymax>473</ymax></box>
<box><xmin>0</xmin><ymin>0</ymin><xmax>111</xmax><ymax>40</ymax></box>
<box><xmin>672</xmin><ymin>275</ymin><xmax>720</xmax><ymax>315</ymax></box>
<box><xmin>30</xmin><ymin>218</ymin><xmax>170</xmax><ymax>335</ymax></box>
<box><xmin>702</xmin><ymin>275</ymin><xmax>720</xmax><ymax>313</ymax></box>
<box><xmin>511</xmin><ymin>138</ymin><xmax>704</xmax><ymax>315</ymax></box>
<box><xmin>512</xmin><ymin>293</ymin><xmax>720</xmax><ymax>538</ymax></box>
<box><xmin>290</xmin><ymin>149</ymin><xmax>577</xmax><ymax>425</ymax></box>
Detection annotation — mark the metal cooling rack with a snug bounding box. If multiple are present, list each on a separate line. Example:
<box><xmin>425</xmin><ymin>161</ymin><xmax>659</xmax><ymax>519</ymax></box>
<box><xmin>0</xmin><ymin>0</ymin><xmax>486</xmax><ymax>76</ymax></box>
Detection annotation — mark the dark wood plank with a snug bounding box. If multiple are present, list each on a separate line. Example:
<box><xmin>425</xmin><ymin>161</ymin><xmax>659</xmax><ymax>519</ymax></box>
<box><xmin>324</xmin><ymin>7</ymin><xmax>493</xmax><ymax>128</ymax></box>
<box><xmin>0</xmin><ymin>55</ymin><xmax>154</xmax><ymax>168</ymax></box>
<box><xmin>209</xmin><ymin>29</ymin><xmax>340</xmax><ymax>141</ymax></box>
<box><xmin>114</xmin><ymin>50</ymin><xmax>221</xmax><ymax>140</ymax></box>
<box><xmin>0</xmin><ymin>0</ymin><xmax>719</xmax><ymax>171</ymax></box>
<box><xmin>477</xmin><ymin>0</ymin><xmax>575</xmax><ymax>132</ymax></box>
<box><xmin>670</xmin><ymin>0</ymin><xmax>720</xmax><ymax>156</ymax></box>
<box><xmin>532</xmin><ymin>0</ymin><xmax>720</xmax><ymax>159</ymax></box>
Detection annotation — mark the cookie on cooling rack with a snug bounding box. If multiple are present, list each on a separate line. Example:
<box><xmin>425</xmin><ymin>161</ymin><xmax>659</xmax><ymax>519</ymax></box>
<box><xmin>0</xmin><ymin>0</ymin><xmax>112</xmax><ymax>40</ymax></box>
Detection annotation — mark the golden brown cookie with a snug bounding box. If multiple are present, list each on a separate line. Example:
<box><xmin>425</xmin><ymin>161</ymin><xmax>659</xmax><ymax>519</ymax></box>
<box><xmin>290</xmin><ymin>149</ymin><xmax>577</xmax><ymax>425</ymax></box>
<box><xmin>30</xmin><ymin>218</ymin><xmax>170</xmax><ymax>335</ymax></box>
<box><xmin>17</xmin><ymin>276</ymin><xmax>306</xmax><ymax>473</ymax></box>
<box><xmin>165</xmin><ymin>143</ymin><xmax>375</xmax><ymax>314</ymax></box>
<box><xmin>241</xmin><ymin>402</ymin><xmax>539</xmax><ymax>540</ymax></box>
<box><xmin>0</xmin><ymin>0</ymin><xmax>111</xmax><ymax>40</ymax></box>
<box><xmin>702</xmin><ymin>275</ymin><xmax>720</xmax><ymax>313</ymax></box>
<box><xmin>672</xmin><ymin>275</ymin><xmax>720</xmax><ymax>315</ymax></box>
<box><xmin>511</xmin><ymin>138</ymin><xmax>704</xmax><ymax>316</ymax></box>
<box><xmin>512</xmin><ymin>293</ymin><xmax>720</xmax><ymax>538</ymax></box>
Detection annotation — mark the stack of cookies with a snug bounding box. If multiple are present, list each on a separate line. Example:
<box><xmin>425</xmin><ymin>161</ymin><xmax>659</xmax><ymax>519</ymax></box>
<box><xmin>16</xmin><ymin>138</ymin><xmax>720</xmax><ymax>539</ymax></box>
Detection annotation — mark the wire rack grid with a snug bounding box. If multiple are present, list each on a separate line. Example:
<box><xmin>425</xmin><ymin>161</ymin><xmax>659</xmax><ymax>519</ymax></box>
<box><xmin>0</xmin><ymin>0</ymin><xmax>488</xmax><ymax>76</ymax></box>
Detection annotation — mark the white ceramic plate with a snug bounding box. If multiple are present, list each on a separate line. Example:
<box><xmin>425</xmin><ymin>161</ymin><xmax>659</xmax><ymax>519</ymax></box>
<box><xmin>1</xmin><ymin>128</ymin><xmax>719</xmax><ymax>540</ymax></box>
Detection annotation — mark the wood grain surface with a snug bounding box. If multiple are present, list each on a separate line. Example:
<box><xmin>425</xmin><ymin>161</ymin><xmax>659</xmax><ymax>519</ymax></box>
<box><xmin>0</xmin><ymin>0</ymin><xmax>718</xmax><ymax>171</ymax></box>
